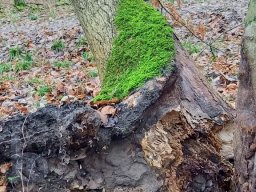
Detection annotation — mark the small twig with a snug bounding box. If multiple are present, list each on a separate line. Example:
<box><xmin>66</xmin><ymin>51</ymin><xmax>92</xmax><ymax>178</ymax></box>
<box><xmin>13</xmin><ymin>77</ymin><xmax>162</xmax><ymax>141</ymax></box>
<box><xmin>209</xmin><ymin>23</ymin><xmax>243</xmax><ymax>45</ymax></box>
<box><xmin>157</xmin><ymin>0</ymin><xmax>223</xmax><ymax>52</ymax></box>
<box><xmin>157</xmin><ymin>0</ymin><xmax>240</xmax><ymax>56</ymax></box>
<box><xmin>20</xmin><ymin>116</ymin><xmax>28</xmax><ymax>192</ymax></box>
<box><xmin>0</xmin><ymin>130</ymin><xmax>50</xmax><ymax>145</ymax></box>
<box><xmin>27</xmin><ymin>156</ymin><xmax>41</xmax><ymax>191</ymax></box>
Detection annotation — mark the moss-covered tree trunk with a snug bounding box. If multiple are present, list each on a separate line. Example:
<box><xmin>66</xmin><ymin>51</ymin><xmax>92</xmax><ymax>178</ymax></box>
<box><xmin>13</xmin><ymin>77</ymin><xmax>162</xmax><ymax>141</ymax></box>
<box><xmin>234</xmin><ymin>0</ymin><xmax>256</xmax><ymax>191</ymax></box>
<box><xmin>70</xmin><ymin>0</ymin><xmax>118</xmax><ymax>81</ymax></box>
<box><xmin>67</xmin><ymin>0</ymin><xmax>235</xmax><ymax>191</ymax></box>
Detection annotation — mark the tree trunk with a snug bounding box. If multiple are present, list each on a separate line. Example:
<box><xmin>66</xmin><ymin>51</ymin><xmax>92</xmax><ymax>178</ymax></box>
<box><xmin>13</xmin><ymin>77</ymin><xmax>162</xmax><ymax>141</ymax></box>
<box><xmin>234</xmin><ymin>0</ymin><xmax>256</xmax><ymax>191</ymax></box>
<box><xmin>70</xmin><ymin>0</ymin><xmax>119</xmax><ymax>80</ymax></box>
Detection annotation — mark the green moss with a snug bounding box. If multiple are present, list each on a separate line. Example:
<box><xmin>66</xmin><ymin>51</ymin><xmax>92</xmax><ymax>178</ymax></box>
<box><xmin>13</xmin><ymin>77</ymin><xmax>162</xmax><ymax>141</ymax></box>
<box><xmin>95</xmin><ymin>0</ymin><xmax>175</xmax><ymax>101</ymax></box>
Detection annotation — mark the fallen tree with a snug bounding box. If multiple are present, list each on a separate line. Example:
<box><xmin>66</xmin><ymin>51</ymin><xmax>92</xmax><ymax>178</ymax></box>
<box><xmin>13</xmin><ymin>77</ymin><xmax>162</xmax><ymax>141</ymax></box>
<box><xmin>0</xmin><ymin>0</ymin><xmax>248</xmax><ymax>191</ymax></box>
<box><xmin>0</xmin><ymin>36</ymin><xmax>234</xmax><ymax>191</ymax></box>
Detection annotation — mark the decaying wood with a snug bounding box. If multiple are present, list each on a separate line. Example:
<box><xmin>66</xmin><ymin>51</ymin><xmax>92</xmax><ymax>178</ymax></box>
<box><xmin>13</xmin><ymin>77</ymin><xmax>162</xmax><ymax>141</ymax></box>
<box><xmin>0</xmin><ymin>36</ymin><xmax>234</xmax><ymax>191</ymax></box>
<box><xmin>234</xmin><ymin>0</ymin><xmax>256</xmax><ymax>191</ymax></box>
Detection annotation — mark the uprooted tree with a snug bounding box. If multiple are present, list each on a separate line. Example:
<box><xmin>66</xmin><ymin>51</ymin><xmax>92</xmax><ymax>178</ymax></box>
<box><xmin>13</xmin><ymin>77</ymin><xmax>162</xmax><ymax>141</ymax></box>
<box><xmin>0</xmin><ymin>0</ymin><xmax>254</xmax><ymax>191</ymax></box>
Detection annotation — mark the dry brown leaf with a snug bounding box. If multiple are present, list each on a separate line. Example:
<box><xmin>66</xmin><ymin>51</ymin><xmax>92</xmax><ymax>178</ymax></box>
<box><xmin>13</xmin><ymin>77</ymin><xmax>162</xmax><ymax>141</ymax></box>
<box><xmin>101</xmin><ymin>106</ymin><xmax>116</xmax><ymax>116</ymax></box>
<box><xmin>0</xmin><ymin>163</ymin><xmax>12</xmax><ymax>174</ymax></box>
<box><xmin>196</xmin><ymin>22</ymin><xmax>207</xmax><ymax>40</ymax></box>
<box><xmin>96</xmin><ymin>111</ymin><xmax>108</xmax><ymax>125</ymax></box>
<box><xmin>0</xmin><ymin>186</ymin><xmax>6</xmax><ymax>192</ymax></box>
<box><xmin>56</xmin><ymin>82</ymin><xmax>65</xmax><ymax>93</ymax></box>
<box><xmin>151</xmin><ymin>0</ymin><xmax>160</xmax><ymax>8</ymax></box>
<box><xmin>226</xmin><ymin>83</ymin><xmax>238</xmax><ymax>92</ymax></box>
<box><xmin>14</xmin><ymin>103</ymin><xmax>29</xmax><ymax>114</ymax></box>
<box><xmin>93</xmin><ymin>98</ymin><xmax>120</xmax><ymax>106</ymax></box>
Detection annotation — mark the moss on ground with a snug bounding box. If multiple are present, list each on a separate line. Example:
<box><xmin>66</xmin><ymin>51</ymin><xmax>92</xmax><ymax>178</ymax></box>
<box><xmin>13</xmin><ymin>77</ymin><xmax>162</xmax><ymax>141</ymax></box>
<box><xmin>95</xmin><ymin>0</ymin><xmax>175</xmax><ymax>101</ymax></box>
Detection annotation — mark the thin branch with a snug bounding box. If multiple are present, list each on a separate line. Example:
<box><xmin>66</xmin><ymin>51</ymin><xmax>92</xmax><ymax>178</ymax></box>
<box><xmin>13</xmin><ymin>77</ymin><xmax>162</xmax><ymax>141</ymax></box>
<box><xmin>157</xmin><ymin>0</ymin><xmax>242</xmax><ymax>55</ymax></box>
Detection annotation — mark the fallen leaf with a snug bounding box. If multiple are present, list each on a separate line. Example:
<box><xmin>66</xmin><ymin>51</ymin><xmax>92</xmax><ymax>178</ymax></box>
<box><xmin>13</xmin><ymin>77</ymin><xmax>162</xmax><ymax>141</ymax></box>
<box><xmin>101</xmin><ymin>106</ymin><xmax>116</xmax><ymax>116</ymax></box>
<box><xmin>0</xmin><ymin>163</ymin><xmax>12</xmax><ymax>174</ymax></box>
<box><xmin>0</xmin><ymin>186</ymin><xmax>6</xmax><ymax>192</ymax></box>
<box><xmin>96</xmin><ymin>111</ymin><xmax>108</xmax><ymax>125</ymax></box>
<box><xmin>14</xmin><ymin>103</ymin><xmax>29</xmax><ymax>114</ymax></box>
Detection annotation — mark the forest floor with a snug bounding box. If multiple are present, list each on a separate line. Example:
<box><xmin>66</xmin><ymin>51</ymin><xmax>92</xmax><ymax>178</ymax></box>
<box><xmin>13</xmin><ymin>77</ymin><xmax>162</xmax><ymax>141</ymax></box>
<box><xmin>0</xmin><ymin>0</ymin><xmax>249</xmax><ymax>120</ymax></box>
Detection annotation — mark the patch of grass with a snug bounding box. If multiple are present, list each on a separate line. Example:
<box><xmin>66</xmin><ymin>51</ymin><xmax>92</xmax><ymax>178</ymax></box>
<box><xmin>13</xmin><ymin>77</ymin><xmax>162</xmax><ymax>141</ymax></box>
<box><xmin>88</xmin><ymin>69</ymin><xmax>98</xmax><ymax>78</ymax></box>
<box><xmin>53</xmin><ymin>60</ymin><xmax>71</xmax><ymax>68</ymax></box>
<box><xmin>14</xmin><ymin>0</ymin><xmax>27</xmax><ymax>11</ymax></box>
<box><xmin>9</xmin><ymin>46</ymin><xmax>22</xmax><ymax>60</ymax></box>
<box><xmin>29</xmin><ymin>14</ymin><xmax>38</xmax><ymax>20</ymax></box>
<box><xmin>27</xmin><ymin>77</ymin><xmax>43</xmax><ymax>85</ymax></box>
<box><xmin>51</xmin><ymin>40</ymin><xmax>65</xmax><ymax>52</ymax></box>
<box><xmin>0</xmin><ymin>75</ymin><xmax>15</xmax><ymax>83</ymax></box>
<box><xmin>76</xmin><ymin>36</ymin><xmax>87</xmax><ymax>47</ymax></box>
<box><xmin>37</xmin><ymin>85</ymin><xmax>52</xmax><ymax>96</ymax></box>
<box><xmin>81</xmin><ymin>52</ymin><xmax>88</xmax><ymax>60</ymax></box>
<box><xmin>94</xmin><ymin>0</ymin><xmax>175</xmax><ymax>101</ymax></box>
<box><xmin>0</xmin><ymin>63</ymin><xmax>12</xmax><ymax>74</ymax></box>
<box><xmin>15</xmin><ymin>60</ymin><xmax>32</xmax><ymax>72</ymax></box>
<box><xmin>13</xmin><ymin>52</ymin><xmax>33</xmax><ymax>72</ymax></box>
<box><xmin>182</xmin><ymin>41</ymin><xmax>201</xmax><ymax>55</ymax></box>
<box><xmin>56</xmin><ymin>0</ymin><xmax>71</xmax><ymax>6</ymax></box>
<box><xmin>8</xmin><ymin>176</ymin><xmax>20</xmax><ymax>183</ymax></box>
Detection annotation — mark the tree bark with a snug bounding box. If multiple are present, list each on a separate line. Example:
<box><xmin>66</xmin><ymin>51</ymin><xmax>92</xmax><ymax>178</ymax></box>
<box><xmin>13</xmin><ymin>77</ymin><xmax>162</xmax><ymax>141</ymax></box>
<box><xmin>234</xmin><ymin>0</ymin><xmax>256</xmax><ymax>191</ymax></box>
<box><xmin>70</xmin><ymin>0</ymin><xmax>119</xmax><ymax>80</ymax></box>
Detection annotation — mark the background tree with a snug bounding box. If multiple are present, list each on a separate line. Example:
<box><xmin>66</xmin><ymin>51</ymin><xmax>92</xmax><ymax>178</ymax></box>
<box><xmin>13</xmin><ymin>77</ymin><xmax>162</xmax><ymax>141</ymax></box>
<box><xmin>234</xmin><ymin>0</ymin><xmax>256</xmax><ymax>191</ymax></box>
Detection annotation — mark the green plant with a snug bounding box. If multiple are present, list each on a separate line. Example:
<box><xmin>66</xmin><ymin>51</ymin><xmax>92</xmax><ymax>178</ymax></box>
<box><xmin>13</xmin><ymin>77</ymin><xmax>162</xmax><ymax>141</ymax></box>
<box><xmin>88</xmin><ymin>69</ymin><xmax>98</xmax><ymax>78</ymax></box>
<box><xmin>15</xmin><ymin>60</ymin><xmax>32</xmax><ymax>72</ymax></box>
<box><xmin>51</xmin><ymin>40</ymin><xmax>65</xmax><ymax>52</ymax></box>
<box><xmin>182</xmin><ymin>41</ymin><xmax>201</xmax><ymax>55</ymax></box>
<box><xmin>82</xmin><ymin>52</ymin><xmax>88</xmax><ymax>60</ymax></box>
<box><xmin>13</xmin><ymin>52</ymin><xmax>33</xmax><ymax>72</ymax></box>
<box><xmin>0</xmin><ymin>75</ymin><xmax>15</xmax><ymax>83</ymax></box>
<box><xmin>94</xmin><ymin>0</ymin><xmax>175</xmax><ymax>101</ymax></box>
<box><xmin>53</xmin><ymin>60</ymin><xmax>71</xmax><ymax>68</ymax></box>
<box><xmin>8</xmin><ymin>176</ymin><xmax>20</xmax><ymax>183</ymax></box>
<box><xmin>27</xmin><ymin>77</ymin><xmax>43</xmax><ymax>85</ymax></box>
<box><xmin>29</xmin><ymin>14</ymin><xmax>38</xmax><ymax>20</ymax></box>
<box><xmin>9</xmin><ymin>46</ymin><xmax>22</xmax><ymax>60</ymax></box>
<box><xmin>0</xmin><ymin>63</ymin><xmax>12</xmax><ymax>74</ymax></box>
<box><xmin>37</xmin><ymin>85</ymin><xmax>52</xmax><ymax>96</ymax></box>
<box><xmin>76</xmin><ymin>36</ymin><xmax>88</xmax><ymax>47</ymax></box>
<box><xmin>56</xmin><ymin>0</ymin><xmax>71</xmax><ymax>6</ymax></box>
<box><xmin>23</xmin><ymin>52</ymin><xmax>33</xmax><ymax>62</ymax></box>
<box><xmin>14</xmin><ymin>0</ymin><xmax>26</xmax><ymax>11</ymax></box>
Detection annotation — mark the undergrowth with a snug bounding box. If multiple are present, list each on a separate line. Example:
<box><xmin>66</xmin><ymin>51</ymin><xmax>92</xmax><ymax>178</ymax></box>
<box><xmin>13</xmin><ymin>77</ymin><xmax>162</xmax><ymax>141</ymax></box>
<box><xmin>94</xmin><ymin>0</ymin><xmax>175</xmax><ymax>101</ymax></box>
<box><xmin>51</xmin><ymin>40</ymin><xmax>65</xmax><ymax>52</ymax></box>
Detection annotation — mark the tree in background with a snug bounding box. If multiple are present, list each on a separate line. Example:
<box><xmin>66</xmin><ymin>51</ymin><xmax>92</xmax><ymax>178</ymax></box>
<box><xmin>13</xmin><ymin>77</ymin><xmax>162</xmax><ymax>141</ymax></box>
<box><xmin>234</xmin><ymin>0</ymin><xmax>256</xmax><ymax>191</ymax></box>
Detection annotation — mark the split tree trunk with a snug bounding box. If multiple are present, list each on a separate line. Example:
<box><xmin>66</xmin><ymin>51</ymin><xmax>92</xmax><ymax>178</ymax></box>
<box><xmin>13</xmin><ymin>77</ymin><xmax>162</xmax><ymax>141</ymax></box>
<box><xmin>70</xmin><ymin>0</ymin><xmax>119</xmax><ymax>80</ymax></box>
<box><xmin>234</xmin><ymin>0</ymin><xmax>256</xmax><ymax>191</ymax></box>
